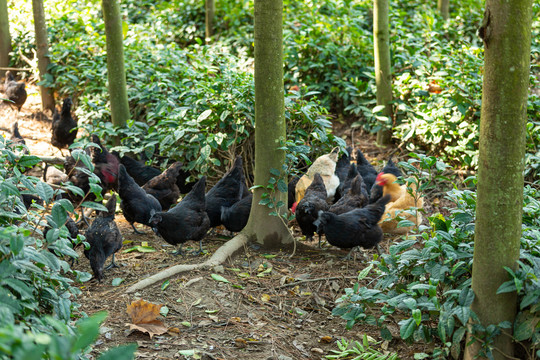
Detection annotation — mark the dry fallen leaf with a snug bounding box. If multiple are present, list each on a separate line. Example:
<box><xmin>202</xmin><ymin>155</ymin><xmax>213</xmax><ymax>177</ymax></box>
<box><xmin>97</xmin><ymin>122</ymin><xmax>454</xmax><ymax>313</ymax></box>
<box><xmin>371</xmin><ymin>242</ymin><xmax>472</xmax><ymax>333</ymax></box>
<box><xmin>235</xmin><ymin>338</ymin><xmax>247</xmax><ymax>348</ymax></box>
<box><xmin>125</xmin><ymin>299</ymin><xmax>168</xmax><ymax>339</ymax></box>
<box><xmin>320</xmin><ymin>336</ymin><xmax>333</xmax><ymax>343</ymax></box>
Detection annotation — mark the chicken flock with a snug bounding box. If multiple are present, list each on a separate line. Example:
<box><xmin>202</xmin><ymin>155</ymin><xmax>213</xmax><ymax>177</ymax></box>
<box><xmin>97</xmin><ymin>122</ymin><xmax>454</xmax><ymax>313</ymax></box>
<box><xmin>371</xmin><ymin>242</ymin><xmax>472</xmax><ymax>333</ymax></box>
<box><xmin>2</xmin><ymin>73</ymin><xmax>424</xmax><ymax>282</ymax></box>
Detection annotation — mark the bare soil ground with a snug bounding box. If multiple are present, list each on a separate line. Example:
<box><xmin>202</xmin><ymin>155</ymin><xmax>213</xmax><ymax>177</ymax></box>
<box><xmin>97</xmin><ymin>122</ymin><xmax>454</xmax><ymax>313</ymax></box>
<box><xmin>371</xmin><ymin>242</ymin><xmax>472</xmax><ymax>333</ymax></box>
<box><xmin>1</xmin><ymin>85</ymin><xmax>439</xmax><ymax>360</ymax></box>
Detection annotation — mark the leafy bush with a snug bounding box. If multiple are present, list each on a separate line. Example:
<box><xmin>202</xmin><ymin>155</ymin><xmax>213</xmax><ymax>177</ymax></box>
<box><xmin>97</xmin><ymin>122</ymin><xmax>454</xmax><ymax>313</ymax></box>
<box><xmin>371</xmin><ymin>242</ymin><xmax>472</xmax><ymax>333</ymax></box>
<box><xmin>332</xmin><ymin>183</ymin><xmax>540</xmax><ymax>359</ymax></box>
<box><xmin>0</xmin><ymin>138</ymin><xmax>136</xmax><ymax>359</ymax></box>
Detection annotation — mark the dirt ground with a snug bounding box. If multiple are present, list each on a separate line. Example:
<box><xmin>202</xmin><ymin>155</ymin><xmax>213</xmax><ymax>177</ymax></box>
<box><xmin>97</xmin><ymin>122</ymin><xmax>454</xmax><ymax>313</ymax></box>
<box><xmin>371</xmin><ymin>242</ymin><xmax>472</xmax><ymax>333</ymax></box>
<box><xmin>1</xmin><ymin>84</ymin><xmax>440</xmax><ymax>360</ymax></box>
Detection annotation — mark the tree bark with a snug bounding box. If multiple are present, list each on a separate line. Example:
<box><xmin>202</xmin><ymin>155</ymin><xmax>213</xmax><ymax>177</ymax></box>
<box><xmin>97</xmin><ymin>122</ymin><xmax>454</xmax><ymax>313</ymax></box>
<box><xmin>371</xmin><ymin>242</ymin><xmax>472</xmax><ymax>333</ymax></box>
<box><xmin>102</xmin><ymin>0</ymin><xmax>129</xmax><ymax>129</ymax></box>
<box><xmin>31</xmin><ymin>0</ymin><xmax>54</xmax><ymax>111</ymax></box>
<box><xmin>244</xmin><ymin>0</ymin><xmax>293</xmax><ymax>248</ymax></box>
<box><xmin>205</xmin><ymin>0</ymin><xmax>215</xmax><ymax>43</ymax></box>
<box><xmin>373</xmin><ymin>0</ymin><xmax>393</xmax><ymax>146</ymax></box>
<box><xmin>464</xmin><ymin>1</ymin><xmax>533</xmax><ymax>359</ymax></box>
<box><xmin>0</xmin><ymin>0</ymin><xmax>10</xmax><ymax>79</ymax></box>
<box><xmin>437</xmin><ymin>0</ymin><xmax>450</xmax><ymax>20</ymax></box>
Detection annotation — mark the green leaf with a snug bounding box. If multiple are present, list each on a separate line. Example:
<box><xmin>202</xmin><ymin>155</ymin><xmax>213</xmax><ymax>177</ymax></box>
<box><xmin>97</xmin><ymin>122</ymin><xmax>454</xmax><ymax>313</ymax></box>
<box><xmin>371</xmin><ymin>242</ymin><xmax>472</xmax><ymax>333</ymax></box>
<box><xmin>72</xmin><ymin>311</ymin><xmax>108</xmax><ymax>352</ymax></box>
<box><xmin>98</xmin><ymin>343</ymin><xmax>137</xmax><ymax>360</ymax></box>
<box><xmin>399</xmin><ymin>318</ymin><xmax>416</xmax><ymax>340</ymax></box>
<box><xmin>160</xmin><ymin>306</ymin><xmax>169</xmax><ymax>317</ymax></box>
<box><xmin>112</xmin><ymin>278</ymin><xmax>124</xmax><ymax>286</ymax></box>
<box><xmin>36</xmin><ymin>181</ymin><xmax>54</xmax><ymax>203</ymax></box>
<box><xmin>277</xmin><ymin>179</ymin><xmax>288</xmax><ymax>193</ymax></box>
<box><xmin>211</xmin><ymin>274</ymin><xmax>230</xmax><ymax>283</ymax></box>
<box><xmin>412</xmin><ymin>308</ymin><xmax>422</xmax><ymax>326</ymax></box>
<box><xmin>357</xmin><ymin>263</ymin><xmax>374</xmax><ymax>280</ymax></box>
<box><xmin>197</xmin><ymin>109</ymin><xmax>212</xmax><ymax>122</ymax></box>
<box><xmin>122</xmin><ymin>245</ymin><xmax>156</xmax><ymax>253</ymax></box>
<box><xmin>51</xmin><ymin>203</ymin><xmax>68</xmax><ymax>229</ymax></box>
<box><xmin>80</xmin><ymin>201</ymin><xmax>108</xmax><ymax>212</ymax></box>
<box><xmin>161</xmin><ymin>280</ymin><xmax>170</xmax><ymax>291</ymax></box>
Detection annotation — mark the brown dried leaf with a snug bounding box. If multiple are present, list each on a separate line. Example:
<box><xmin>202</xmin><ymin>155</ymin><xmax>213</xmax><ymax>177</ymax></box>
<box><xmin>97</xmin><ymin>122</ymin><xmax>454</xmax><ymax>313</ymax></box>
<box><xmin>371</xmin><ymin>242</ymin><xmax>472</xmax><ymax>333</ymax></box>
<box><xmin>320</xmin><ymin>336</ymin><xmax>333</xmax><ymax>343</ymax></box>
<box><xmin>128</xmin><ymin>321</ymin><xmax>168</xmax><ymax>339</ymax></box>
<box><xmin>127</xmin><ymin>299</ymin><xmax>163</xmax><ymax>324</ymax></box>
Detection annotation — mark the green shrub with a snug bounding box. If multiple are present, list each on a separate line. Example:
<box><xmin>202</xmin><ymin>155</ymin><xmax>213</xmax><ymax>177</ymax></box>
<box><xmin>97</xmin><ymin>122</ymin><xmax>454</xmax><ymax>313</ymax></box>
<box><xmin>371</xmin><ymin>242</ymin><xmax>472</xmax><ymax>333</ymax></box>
<box><xmin>332</xmin><ymin>182</ymin><xmax>540</xmax><ymax>359</ymax></box>
<box><xmin>0</xmin><ymin>138</ymin><xmax>136</xmax><ymax>360</ymax></box>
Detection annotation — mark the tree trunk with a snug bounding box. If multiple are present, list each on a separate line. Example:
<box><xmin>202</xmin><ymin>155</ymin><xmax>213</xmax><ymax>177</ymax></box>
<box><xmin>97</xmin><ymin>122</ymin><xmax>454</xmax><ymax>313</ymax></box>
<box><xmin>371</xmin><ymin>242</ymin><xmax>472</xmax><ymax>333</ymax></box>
<box><xmin>373</xmin><ymin>0</ymin><xmax>393</xmax><ymax>147</ymax></box>
<box><xmin>102</xmin><ymin>0</ymin><xmax>129</xmax><ymax>129</ymax></box>
<box><xmin>244</xmin><ymin>0</ymin><xmax>293</xmax><ymax>248</ymax></box>
<box><xmin>0</xmin><ymin>0</ymin><xmax>11</xmax><ymax>78</ymax></box>
<box><xmin>463</xmin><ymin>2</ymin><xmax>533</xmax><ymax>359</ymax></box>
<box><xmin>437</xmin><ymin>0</ymin><xmax>450</xmax><ymax>20</ymax></box>
<box><xmin>31</xmin><ymin>0</ymin><xmax>54</xmax><ymax>111</ymax></box>
<box><xmin>205</xmin><ymin>0</ymin><xmax>215</xmax><ymax>43</ymax></box>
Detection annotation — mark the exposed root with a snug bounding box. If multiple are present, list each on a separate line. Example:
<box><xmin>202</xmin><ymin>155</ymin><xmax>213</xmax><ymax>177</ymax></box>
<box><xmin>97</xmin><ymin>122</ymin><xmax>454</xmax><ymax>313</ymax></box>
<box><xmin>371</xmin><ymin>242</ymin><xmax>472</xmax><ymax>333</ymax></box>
<box><xmin>125</xmin><ymin>233</ymin><xmax>249</xmax><ymax>293</ymax></box>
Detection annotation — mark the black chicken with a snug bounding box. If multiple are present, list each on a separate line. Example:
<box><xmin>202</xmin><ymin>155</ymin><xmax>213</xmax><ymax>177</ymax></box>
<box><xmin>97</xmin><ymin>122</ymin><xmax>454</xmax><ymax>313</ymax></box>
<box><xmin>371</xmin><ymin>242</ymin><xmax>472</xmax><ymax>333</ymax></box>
<box><xmin>329</xmin><ymin>174</ymin><xmax>369</xmax><ymax>215</ymax></box>
<box><xmin>288</xmin><ymin>175</ymin><xmax>301</xmax><ymax>210</ymax></box>
<box><xmin>149</xmin><ymin>176</ymin><xmax>210</xmax><ymax>255</ymax></box>
<box><xmin>84</xmin><ymin>196</ymin><xmax>122</xmax><ymax>282</ymax></box>
<box><xmin>3</xmin><ymin>71</ymin><xmax>27</xmax><ymax>111</ymax></box>
<box><xmin>90</xmin><ymin>135</ymin><xmax>120</xmax><ymax>193</ymax></box>
<box><xmin>333</xmin><ymin>147</ymin><xmax>352</xmax><ymax>201</ymax></box>
<box><xmin>115</xmin><ymin>152</ymin><xmax>162</xmax><ymax>186</ymax></box>
<box><xmin>295</xmin><ymin>173</ymin><xmax>329</xmax><ymax>247</ymax></box>
<box><xmin>9</xmin><ymin>121</ymin><xmax>29</xmax><ymax>154</ymax></box>
<box><xmin>370</xmin><ymin>157</ymin><xmax>403</xmax><ymax>203</ymax></box>
<box><xmin>51</xmin><ymin>98</ymin><xmax>78</xmax><ymax>153</ymax></box>
<box><xmin>142</xmin><ymin>161</ymin><xmax>183</xmax><ymax>210</ymax></box>
<box><xmin>206</xmin><ymin>156</ymin><xmax>247</xmax><ymax>227</ymax></box>
<box><xmin>356</xmin><ymin>148</ymin><xmax>378</xmax><ymax>191</ymax></box>
<box><xmin>118</xmin><ymin>164</ymin><xmax>162</xmax><ymax>234</ymax></box>
<box><xmin>334</xmin><ymin>163</ymin><xmax>359</xmax><ymax>202</ymax></box>
<box><xmin>221</xmin><ymin>193</ymin><xmax>252</xmax><ymax>232</ymax></box>
<box><xmin>315</xmin><ymin>194</ymin><xmax>391</xmax><ymax>258</ymax></box>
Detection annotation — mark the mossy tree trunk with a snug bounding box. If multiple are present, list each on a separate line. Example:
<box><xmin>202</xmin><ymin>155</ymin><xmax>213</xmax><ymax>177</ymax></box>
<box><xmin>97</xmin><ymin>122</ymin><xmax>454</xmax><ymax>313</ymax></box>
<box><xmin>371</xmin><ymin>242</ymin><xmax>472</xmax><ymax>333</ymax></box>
<box><xmin>205</xmin><ymin>0</ymin><xmax>215</xmax><ymax>43</ymax></box>
<box><xmin>437</xmin><ymin>0</ymin><xmax>449</xmax><ymax>20</ymax></box>
<box><xmin>373</xmin><ymin>0</ymin><xmax>392</xmax><ymax>146</ymax></box>
<box><xmin>463</xmin><ymin>1</ymin><xmax>533</xmax><ymax>359</ymax></box>
<box><xmin>32</xmin><ymin>0</ymin><xmax>54</xmax><ymax>111</ymax></box>
<box><xmin>0</xmin><ymin>0</ymin><xmax>11</xmax><ymax>78</ymax></box>
<box><xmin>102</xmin><ymin>0</ymin><xmax>129</xmax><ymax>128</ymax></box>
<box><xmin>244</xmin><ymin>0</ymin><xmax>293</xmax><ymax>248</ymax></box>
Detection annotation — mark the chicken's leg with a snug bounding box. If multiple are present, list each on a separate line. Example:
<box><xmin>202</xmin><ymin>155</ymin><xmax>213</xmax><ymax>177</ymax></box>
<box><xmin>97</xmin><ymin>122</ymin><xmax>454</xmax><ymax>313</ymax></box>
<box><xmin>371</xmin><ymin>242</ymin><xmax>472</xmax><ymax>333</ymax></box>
<box><xmin>130</xmin><ymin>223</ymin><xmax>145</xmax><ymax>235</ymax></box>
<box><xmin>105</xmin><ymin>254</ymin><xmax>119</xmax><ymax>270</ymax></box>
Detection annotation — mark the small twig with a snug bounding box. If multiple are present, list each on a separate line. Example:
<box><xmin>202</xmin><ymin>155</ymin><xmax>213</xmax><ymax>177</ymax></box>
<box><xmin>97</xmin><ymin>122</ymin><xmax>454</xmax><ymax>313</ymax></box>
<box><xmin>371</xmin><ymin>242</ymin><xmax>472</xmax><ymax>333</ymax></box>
<box><xmin>0</xmin><ymin>67</ymin><xmax>33</xmax><ymax>72</ymax></box>
<box><xmin>277</xmin><ymin>276</ymin><xmax>357</xmax><ymax>289</ymax></box>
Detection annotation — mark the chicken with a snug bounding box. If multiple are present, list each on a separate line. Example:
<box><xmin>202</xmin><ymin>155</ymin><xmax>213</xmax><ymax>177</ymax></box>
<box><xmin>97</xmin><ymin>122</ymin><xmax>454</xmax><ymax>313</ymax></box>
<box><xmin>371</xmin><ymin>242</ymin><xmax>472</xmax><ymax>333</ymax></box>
<box><xmin>294</xmin><ymin>147</ymin><xmax>340</xmax><ymax>206</ymax></box>
<box><xmin>288</xmin><ymin>175</ymin><xmax>301</xmax><ymax>209</ymax></box>
<box><xmin>8</xmin><ymin>121</ymin><xmax>29</xmax><ymax>154</ymax></box>
<box><xmin>142</xmin><ymin>161</ymin><xmax>183</xmax><ymax>210</ymax></box>
<box><xmin>370</xmin><ymin>157</ymin><xmax>403</xmax><ymax>203</ymax></box>
<box><xmin>149</xmin><ymin>176</ymin><xmax>210</xmax><ymax>255</ymax></box>
<box><xmin>328</xmin><ymin>174</ymin><xmax>369</xmax><ymax>215</ymax></box>
<box><xmin>118</xmin><ymin>164</ymin><xmax>162</xmax><ymax>234</ymax></box>
<box><xmin>176</xmin><ymin>166</ymin><xmax>196</xmax><ymax>194</ymax></box>
<box><xmin>333</xmin><ymin>147</ymin><xmax>352</xmax><ymax>201</ymax></box>
<box><xmin>84</xmin><ymin>196</ymin><xmax>122</xmax><ymax>282</ymax></box>
<box><xmin>294</xmin><ymin>173</ymin><xmax>329</xmax><ymax>247</ymax></box>
<box><xmin>3</xmin><ymin>71</ymin><xmax>27</xmax><ymax>111</ymax></box>
<box><xmin>356</xmin><ymin>148</ymin><xmax>377</xmax><ymax>191</ymax></box>
<box><xmin>315</xmin><ymin>194</ymin><xmax>391</xmax><ymax>258</ymax></box>
<box><xmin>375</xmin><ymin>173</ymin><xmax>424</xmax><ymax>234</ymax></box>
<box><xmin>221</xmin><ymin>193</ymin><xmax>252</xmax><ymax>232</ymax></box>
<box><xmin>51</xmin><ymin>98</ymin><xmax>78</xmax><ymax>153</ymax></box>
<box><xmin>90</xmin><ymin>135</ymin><xmax>120</xmax><ymax>193</ymax></box>
<box><xmin>115</xmin><ymin>152</ymin><xmax>162</xmax><ymax>186</ymax></box>
<box><xmin>206</xmin><ymin>155</ymin><xmax>247</xmax><ymax>228</ymax></box>
<box><xmin>334</xmin><ymin>163</ymin><xmax>359</xmax><ymax>202</ymax></box>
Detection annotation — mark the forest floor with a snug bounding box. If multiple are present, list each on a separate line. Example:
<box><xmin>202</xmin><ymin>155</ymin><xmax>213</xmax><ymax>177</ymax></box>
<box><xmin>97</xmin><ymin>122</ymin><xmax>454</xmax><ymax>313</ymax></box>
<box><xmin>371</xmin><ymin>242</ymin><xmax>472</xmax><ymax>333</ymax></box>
<box><xmin>1</xmin><ymin>85</ymin><xmax>449</xmax><ymax>360</ymax></box>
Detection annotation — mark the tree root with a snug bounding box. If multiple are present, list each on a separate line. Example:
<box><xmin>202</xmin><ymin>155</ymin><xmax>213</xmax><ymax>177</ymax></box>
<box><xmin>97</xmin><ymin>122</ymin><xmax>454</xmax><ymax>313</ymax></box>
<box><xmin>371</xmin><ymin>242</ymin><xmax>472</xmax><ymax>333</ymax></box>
<box><xmin>125</xmin><ymin>233</ymin><xmax>249</xmax><ymax>293</ymax></box>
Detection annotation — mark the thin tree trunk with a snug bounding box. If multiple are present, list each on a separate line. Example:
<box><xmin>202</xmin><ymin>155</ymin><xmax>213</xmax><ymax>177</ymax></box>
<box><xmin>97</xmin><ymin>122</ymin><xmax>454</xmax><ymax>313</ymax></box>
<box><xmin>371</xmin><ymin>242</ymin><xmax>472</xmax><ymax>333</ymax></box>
<box><xmin>31</xmin><ymin>0</ymin><xmax>54</xmax><ymax>111</ymax></box>
<box><xmin>464</xmin><ymin>1</ymin><xmax>533</xmax><ymax>359</ymax></box>
<box><xmin>437</xmin><ymin>0</ymin><xmax>449</xmax><ymax>20</ymax></box>
<box><xmin>244</xmin><ymin>0</ymin><xmax>293</xmax><ymax>248</ymax></box>
<box><xmin>373</xmin><ymin>0</ymin><xmax>393</xmax><ymax>146</ymax></box>
<box><xmin>102</xmin><ymin>0</ymin><xmax>129</xmax><ymax>129</ymax></box>
<box><xmin>205</xmin><ymin>0</ymin><xmax>215</xmax><ymax>43</ymax></box>
<box><xmin>0</xmin><ymin>0</ymin><xmax>10</xmax><ymax>78</ymax></box>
